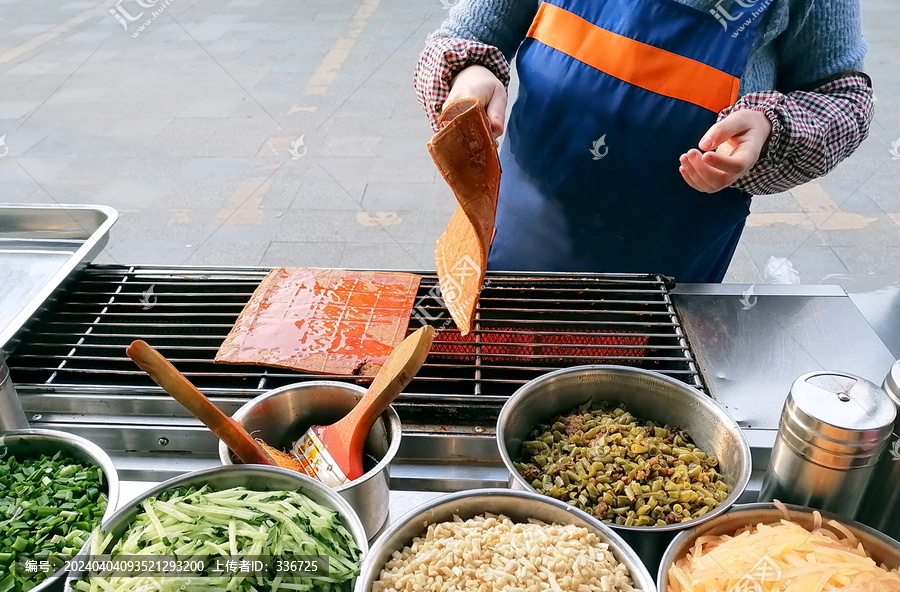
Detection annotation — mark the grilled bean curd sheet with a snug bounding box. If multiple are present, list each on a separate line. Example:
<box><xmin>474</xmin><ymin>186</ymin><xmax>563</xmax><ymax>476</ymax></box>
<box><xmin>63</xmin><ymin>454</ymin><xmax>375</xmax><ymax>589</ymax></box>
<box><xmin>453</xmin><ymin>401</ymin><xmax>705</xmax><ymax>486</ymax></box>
<box><xmin>515</xmin><ymin>403</ymin><xmax>728</xmax><ymax>526</ymax></box>
<box><xmin>374</xmin><ymin>513</ymin><xmax>642</xmax><ymax>592</ymax></box>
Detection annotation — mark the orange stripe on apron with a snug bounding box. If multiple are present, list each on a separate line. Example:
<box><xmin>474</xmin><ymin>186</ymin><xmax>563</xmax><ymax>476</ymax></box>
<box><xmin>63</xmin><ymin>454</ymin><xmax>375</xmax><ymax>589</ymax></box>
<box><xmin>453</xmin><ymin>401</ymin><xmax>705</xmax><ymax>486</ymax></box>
<box><xmin>527</xmin><ymin>3</ymin><xmax>740</xmax><ymax>113</ymax></box>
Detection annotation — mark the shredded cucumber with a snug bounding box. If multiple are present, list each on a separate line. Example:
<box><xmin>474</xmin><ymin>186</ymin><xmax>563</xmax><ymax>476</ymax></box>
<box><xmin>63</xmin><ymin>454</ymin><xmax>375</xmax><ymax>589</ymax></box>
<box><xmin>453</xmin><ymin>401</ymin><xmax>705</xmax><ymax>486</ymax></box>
<box><xmin>72</xmin><ymin>486</ymin><xmax>362</xmax><ymax>592</ymax></box>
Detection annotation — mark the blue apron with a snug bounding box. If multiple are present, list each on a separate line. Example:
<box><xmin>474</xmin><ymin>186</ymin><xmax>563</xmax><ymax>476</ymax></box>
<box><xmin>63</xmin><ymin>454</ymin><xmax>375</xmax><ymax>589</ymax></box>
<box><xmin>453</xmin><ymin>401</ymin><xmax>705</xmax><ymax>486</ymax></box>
<box><xmin>488</xmin><ymin>0</ymin><xmax>772</xmax><ymax>283</ymax></box>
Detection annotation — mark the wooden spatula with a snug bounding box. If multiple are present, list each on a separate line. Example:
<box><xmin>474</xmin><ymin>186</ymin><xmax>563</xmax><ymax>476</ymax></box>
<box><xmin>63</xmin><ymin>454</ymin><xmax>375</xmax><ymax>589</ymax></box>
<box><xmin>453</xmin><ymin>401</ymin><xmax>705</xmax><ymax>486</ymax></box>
<box><xmin>291</xmin><ymin>325</ymin><xmax>435</xmax><ymax>487</ymax></box>
<box><xmin>126</xmin><ymin>339</ymin><xmax>285</xmax><ymax>468</ymax></box>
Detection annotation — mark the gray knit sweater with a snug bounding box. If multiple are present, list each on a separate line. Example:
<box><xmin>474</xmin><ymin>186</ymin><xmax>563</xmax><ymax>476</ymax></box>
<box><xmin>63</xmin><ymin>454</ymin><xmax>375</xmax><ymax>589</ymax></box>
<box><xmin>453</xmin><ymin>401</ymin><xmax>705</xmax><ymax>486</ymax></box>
<box><xmin>433</xmin><ymin>0</ymin><xmax>867</xmax><ymax>95</ymax></box>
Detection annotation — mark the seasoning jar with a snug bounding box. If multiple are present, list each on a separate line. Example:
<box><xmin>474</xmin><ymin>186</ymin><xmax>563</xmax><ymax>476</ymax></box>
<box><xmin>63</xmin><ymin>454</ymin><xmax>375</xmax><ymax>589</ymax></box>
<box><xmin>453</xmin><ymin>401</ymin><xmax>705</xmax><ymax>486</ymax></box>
<box><xmin>857</xmin><ymin>360</ymin><xmax>900</xmax><ymax>536</ymax></box>
<box><xmin>759</xmin><ymin>371</ymin><xmax>895</xmax><ymax>518</ymax></box>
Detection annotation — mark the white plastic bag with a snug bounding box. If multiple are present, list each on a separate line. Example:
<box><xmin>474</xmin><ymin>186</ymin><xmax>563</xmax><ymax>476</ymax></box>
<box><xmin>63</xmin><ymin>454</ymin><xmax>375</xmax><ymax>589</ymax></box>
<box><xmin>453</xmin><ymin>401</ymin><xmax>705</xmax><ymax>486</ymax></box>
<box><xmin>763</xmin><ymin>256</ymin><xmax>801</xmax><ymax>285</ymax></box>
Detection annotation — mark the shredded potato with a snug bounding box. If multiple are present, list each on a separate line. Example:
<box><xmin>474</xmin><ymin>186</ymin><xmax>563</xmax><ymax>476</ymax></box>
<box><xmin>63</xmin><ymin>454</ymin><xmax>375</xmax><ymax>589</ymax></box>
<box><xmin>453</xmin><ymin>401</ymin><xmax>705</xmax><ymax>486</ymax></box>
<box><xmin>667</xmin><ymin>512</ymin><xmax>900</xmax><ymax>592</ymax></box>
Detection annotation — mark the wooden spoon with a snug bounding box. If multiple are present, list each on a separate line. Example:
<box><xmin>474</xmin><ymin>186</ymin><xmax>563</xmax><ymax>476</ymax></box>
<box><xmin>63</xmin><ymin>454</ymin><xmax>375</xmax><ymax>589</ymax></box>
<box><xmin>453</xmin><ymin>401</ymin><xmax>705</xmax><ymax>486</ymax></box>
<box><xmin>126</xmin><ymin>340</ymin><xmax>280</xmax><ymax>467</ymax></box>
<box><xmin>291</xmin><ymin>325</ymin><xmax>435</xmax><ymax>486</ymax></box>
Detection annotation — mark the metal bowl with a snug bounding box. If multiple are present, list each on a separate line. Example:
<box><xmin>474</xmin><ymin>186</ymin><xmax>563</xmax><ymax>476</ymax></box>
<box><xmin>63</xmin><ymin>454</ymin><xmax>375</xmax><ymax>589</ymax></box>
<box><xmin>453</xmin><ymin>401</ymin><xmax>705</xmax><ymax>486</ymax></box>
<box><xmin>497</xmin><ymin>365</ymin><xmax>752</xmax><ymax>571</ymax></box>
<box><xmin>219</xmin><ymin>381</ymin><xmax>401</xmax><ymax>539</ymax></box>
<box><xmin>64</xmin><ymin>465</ymin><xmax>368</xmax><ymax>592</ymax></box>
<box><xmin>657</xmin><ymin>502</ymin><xmax>900</xmax><ymax>590</ymax></box>
<box><xmin>355</xmin><ymin>488</ymin><xmax>657</xmax><ymax>592</ymax></box>
<box><xmin>0</xmin><ymin>428</ymin><xmax>120</xmax><ymax>592</ymax></box>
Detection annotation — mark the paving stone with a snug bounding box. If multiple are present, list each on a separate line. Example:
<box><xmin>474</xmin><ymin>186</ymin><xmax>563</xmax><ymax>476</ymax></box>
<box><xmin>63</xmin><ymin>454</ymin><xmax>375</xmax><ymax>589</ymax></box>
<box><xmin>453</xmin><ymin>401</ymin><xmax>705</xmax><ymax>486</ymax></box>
<box><xmin>44</xmin><ymin>88</ymin><xmax>109</xmax><ymax>104</ymax></box>
<box><xmin>105</xmin><ymin>118</ymin><xmax>174</xmax><ymax>137</ymax></box>
<box><xmin>740</xmin><ymin>222</ymin><xmax>830</xmax><ymax>247</ymax></box>
<box><xmin>100</xmin><ymin>237</ymin><xmax>196</xmax><ymax>266</ymax></box>
<box><xmin>177</xmin><ymin>99</ymin><xmax>243</xmax><ymax>119</ymax></box>
<box><xmin>183</xmin><ymin>240</ymin><xmax>270</xmax><ymax>266</ymax></box>
<box><xmin>819</xmin><ymin>216</ymin><xmax>900</xmax><ymax>247</ymax></box>
<box><xmin>290</xmin><ymin>179</ymin><xmax>368</xmax><ymax>211</ymax></box>
<box><xmin>320</xmin><ymin>135</ymin><xmax>383</xmax><ymax>158</ymax></box>
<box><xmin>745</xmin><ymin>245</ymin><xmax>850</xmax><ymax>286</ymax></box>
<box><xmin>259</xmin><ymin>240</ymin><xmax>347</xmax><ymax>267</ymax></box>
<box><xmin>0</xmin><ymin>0</ymin><xmax>895</xmax><ymax>292</ymax></box>
<box><xmin>361</xmin><ymin>181</ymin><xmax>441</xmax><ymax>211</ymax></box>
<box><xmin>274</xmin><ymin>209</ymin><xmax>424</xmax><ymax>245</ymax></box>
<box><xmin>749</xmin><ymin>191</ymin><xmax>801</xmax><ymax>214</ymax></box>
<box><xmin>0</xmin><ymin>101</ymin><xmax>39</xmax><ymax>119</ymax></box>
<box><xmin>4</xmin><ymin>62</ymin><xmax>62</xmax><ymax>76</ymax></box>
<box><xmin>340</xmin><ymin>241</ymin><xmax>423</xmax><ymax>269</ymax></box>
<box><xmin>723</xmin><ymin>244</ymin><xmax>763</xmax><ymax>284</ymax></box>
<box><xmin>834</xmin><ymin>246</ymin><xmax>900</xmax><ymax>280</ymax></box>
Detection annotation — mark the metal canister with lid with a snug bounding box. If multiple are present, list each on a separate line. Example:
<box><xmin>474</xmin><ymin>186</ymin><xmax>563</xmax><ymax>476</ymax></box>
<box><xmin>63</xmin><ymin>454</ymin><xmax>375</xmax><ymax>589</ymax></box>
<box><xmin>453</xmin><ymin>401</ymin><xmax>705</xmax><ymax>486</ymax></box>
<box><xmin>759</xmin><ymin>370</ymin><xmax>895</xmax><ymax>517</ymax></box>
<box><xmin>857</xmin><ymin>360</ymin><xmax>900</xmax><ymax>537</ymax></box>
<box><xmin>0</xmin><ymin>353</ymin><xmax>29</xmax><ymax>431</ymax></box>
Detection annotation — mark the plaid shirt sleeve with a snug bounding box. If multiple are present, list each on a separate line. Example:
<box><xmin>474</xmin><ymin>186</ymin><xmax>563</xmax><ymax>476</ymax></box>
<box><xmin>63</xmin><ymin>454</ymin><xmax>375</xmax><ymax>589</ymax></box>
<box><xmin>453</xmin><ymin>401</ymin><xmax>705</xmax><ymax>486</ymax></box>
<box><xmin>415</xmin><ymin>39</ymin><xmax>874</xmax><ymax>196</ymax></box>
<box><xmin>721</xmin><ymin>74</ymin><xmax>875</xmax><ymax>195</ymax></box>
<box><xmin>415</xmin><ymin>36</ymin><xmax>511</xmax><ymax>132</ymax></box>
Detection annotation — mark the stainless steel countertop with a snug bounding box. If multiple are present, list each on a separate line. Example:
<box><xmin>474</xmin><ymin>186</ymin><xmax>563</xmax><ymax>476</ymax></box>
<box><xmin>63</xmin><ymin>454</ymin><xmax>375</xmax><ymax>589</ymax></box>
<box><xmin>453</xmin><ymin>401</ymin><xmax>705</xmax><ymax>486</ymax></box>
<box><xmin>672</xmin><ymin>283</ymin><xmax>897</xmax><ymax>432</ymax></box>
<box><xmin>850</xmin><ymin>286</ymin><xmax>900</xmax><ymax>359</ymax></box>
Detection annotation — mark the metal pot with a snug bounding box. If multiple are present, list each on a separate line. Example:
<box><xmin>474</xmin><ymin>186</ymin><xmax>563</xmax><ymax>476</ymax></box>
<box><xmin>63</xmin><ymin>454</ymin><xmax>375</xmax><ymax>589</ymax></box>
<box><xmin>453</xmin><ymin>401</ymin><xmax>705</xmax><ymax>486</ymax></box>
<box><xmin>657</xmin><ymin>502</ymin><xmax>900</xmax><ymax>591</ymax></box>
<box><xmin>218</xmin><ymin>381</ymin><xmax>400</xmax><ymax>539</ymax></box>
<box><xmin>497</xmin><ymin>365</ymin><xmax>752</xmax><ymax>572</ymax></box>
<box><xmin>0</xmin><ymin>428</ymin><xmax>120</xmax><ymax>592</ymax></box>
<box><xmin>355</xmin><ymin>488</ymin><xmax>657</xmax><ymax>592</ymax></box>
<box><xmin>64</xmin><ymin>465</ymin><xmax>368</xmax><ymax>592</ymax></box>
<box><xmin>858</xmin><ymin>359</ymin><xmax>900</xmax><ymax>538</ymax></box>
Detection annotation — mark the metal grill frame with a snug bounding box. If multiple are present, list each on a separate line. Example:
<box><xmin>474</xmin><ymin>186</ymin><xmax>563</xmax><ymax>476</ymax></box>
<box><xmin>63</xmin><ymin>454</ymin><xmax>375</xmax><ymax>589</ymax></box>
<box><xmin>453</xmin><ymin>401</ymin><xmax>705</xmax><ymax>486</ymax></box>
<box><xmin>5</xmin><ymin>264</ymin><xmax>706</xmax><ymax>482</ymax></box>
<box><xmin>9</xmin><ymin>264</ymin><xmax>702</xmax><ymax>422</ymax></box>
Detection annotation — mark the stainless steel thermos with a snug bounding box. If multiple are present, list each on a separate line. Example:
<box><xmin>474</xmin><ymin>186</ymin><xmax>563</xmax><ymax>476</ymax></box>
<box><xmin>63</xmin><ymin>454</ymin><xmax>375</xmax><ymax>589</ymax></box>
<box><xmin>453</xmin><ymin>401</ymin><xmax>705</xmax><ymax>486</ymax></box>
<box><xmin>760</xmin><ymin>370</ymin><xmax>895</xmax><ymax>517</ymax></box>
<box><xmin>857</xmin><ymin>360</ymin><xmax>900</xmax><ymax>537</ymax></box>
<box><xmin>0</xmin><ymin>353</ymin><xmax>29</xmax><ymax>431</ymax></box>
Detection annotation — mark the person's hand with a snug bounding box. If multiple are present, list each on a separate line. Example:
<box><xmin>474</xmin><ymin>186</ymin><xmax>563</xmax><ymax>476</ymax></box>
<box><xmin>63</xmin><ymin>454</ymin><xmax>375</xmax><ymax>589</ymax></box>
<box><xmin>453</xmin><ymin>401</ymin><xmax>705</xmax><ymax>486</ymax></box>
<box><xmin>679</xmin><ymin>109</ymin><xmax>773</xmax><ymax>193</ymax></box>
<box><xmin>444</xmin><ymin>65</ymin><xmax>508</xmax><ymax>138</ymax></box>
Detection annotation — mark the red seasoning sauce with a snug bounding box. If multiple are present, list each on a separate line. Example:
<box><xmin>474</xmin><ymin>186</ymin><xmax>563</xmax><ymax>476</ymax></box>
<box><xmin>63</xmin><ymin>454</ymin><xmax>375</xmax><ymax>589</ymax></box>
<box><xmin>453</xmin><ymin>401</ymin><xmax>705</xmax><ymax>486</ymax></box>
<box><xmin>215</xmin><ymin>268</ymin><xmax>422</xmax><ymax>376</ymax></box>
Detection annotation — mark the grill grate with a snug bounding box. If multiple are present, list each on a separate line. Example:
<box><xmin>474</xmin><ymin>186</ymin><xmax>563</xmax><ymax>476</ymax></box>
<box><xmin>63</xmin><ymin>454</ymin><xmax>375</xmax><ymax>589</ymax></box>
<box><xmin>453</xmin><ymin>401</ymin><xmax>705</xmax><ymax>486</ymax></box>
<box><xmin>7</xmin><ymin>265</ymin><xmax>704</xmax><ymax>425</ymax></box>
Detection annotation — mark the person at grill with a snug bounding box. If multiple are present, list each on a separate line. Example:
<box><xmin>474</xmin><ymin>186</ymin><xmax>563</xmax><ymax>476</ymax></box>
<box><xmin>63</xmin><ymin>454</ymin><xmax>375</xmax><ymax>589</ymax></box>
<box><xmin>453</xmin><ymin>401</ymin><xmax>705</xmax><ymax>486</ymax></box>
<box><xmin>415</xmin><ymin>0</ymin><xmax>874</xmax><ymax>283</ymax></box>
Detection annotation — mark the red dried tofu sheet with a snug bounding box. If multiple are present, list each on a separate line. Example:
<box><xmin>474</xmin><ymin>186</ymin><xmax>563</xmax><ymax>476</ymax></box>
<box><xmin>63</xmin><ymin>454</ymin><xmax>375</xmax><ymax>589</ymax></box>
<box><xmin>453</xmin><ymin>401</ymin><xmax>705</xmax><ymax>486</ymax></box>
<box><xmin>215</xmin><ymin>268</ymin><xmax>422</xmax><ymax>376</ymax></box>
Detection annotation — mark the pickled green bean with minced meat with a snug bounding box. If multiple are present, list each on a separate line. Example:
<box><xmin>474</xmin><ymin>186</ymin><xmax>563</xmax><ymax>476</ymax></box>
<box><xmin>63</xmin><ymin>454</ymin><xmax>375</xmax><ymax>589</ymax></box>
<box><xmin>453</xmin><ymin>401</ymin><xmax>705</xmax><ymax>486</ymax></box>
<box><xmin>515</xmin><ymin>403</ymin><xmax>729</xmax><ymax>526</ymax></box>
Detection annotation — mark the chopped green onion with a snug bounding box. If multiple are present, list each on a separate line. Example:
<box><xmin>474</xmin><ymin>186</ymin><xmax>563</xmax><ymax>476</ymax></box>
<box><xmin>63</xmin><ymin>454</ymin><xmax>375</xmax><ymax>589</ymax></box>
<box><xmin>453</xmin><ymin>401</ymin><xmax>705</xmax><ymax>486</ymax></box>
<box><xmin>0</xmin><ymin>452</ymin><xmax>107</xmax><ymax>590</ymax></box>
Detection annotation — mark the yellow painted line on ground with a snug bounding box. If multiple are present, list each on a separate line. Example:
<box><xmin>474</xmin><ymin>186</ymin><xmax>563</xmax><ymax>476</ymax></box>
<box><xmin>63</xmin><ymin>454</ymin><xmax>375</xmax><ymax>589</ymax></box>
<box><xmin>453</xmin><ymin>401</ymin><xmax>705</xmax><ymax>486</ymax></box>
<box><xmin>746</xmin><ymin>182</ymin><xmax>877</xmax><ymax>230</ymax></box>
<box><xmin>809</xmin><ymin>212</ymin><xmax>877</xmax><ymax>230</ymax></box>
<box><xmin>747</xmin><ymin>211</ymin><xmax>877</xmax><ymax>230</ymax></box>
<box><xmin>356</xmin><ymin>211</ymin><xmax>401</xmax><ymax>227</ymax></box>
<box><xmin>171</xmin><ymin>209</ymin><xmax>193</xmax><ymax>225</ymax></box>
<box><xmin>264</xmin><ymin>136</ymin><xmax>297</xmax><ymax>154</ymax></box>
<box><xmin>216</xmin><ymin>179</ymin><xmax>272</xmax><ymax>225</ymax></box>
<box><xmin>747</xmin><ymin>213</ymin><xmax>813</xmax><ymax>228</ymax></box>
<box><xmin>304</xmin><ymin>0</ymin><xmax>380</xmax><ymax>96</ymax></box>
<box><xmin>0</xmin><ymin>0</ymin><xmax>110</xmax><ymax>65</ymax></box>
<box><xmin>287</xmin><ymin>106</ymin><xmax>318</xmax><ymax>115</ymax></box>
<box><xmin>790</xmin><ymin>182</ymin><xmax>837</xmax><ymax>213</ymax></box>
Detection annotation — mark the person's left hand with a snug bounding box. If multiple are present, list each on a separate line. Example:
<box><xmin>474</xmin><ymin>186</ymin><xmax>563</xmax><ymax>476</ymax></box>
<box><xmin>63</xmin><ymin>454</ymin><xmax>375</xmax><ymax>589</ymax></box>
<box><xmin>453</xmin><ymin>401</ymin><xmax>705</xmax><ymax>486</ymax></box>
<box><xmin>679</xmin><ymin>109</ymin><xmax>773</xmax><ymax>193</ymax></box>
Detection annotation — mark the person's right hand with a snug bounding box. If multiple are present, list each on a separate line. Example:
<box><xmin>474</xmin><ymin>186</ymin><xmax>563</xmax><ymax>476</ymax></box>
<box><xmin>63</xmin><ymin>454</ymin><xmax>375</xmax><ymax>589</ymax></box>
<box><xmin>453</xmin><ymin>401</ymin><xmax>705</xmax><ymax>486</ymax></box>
<box><xmin>444</xmin><ymin>65</ymin><xmax>508</xmax><ymax>138</ymax></box>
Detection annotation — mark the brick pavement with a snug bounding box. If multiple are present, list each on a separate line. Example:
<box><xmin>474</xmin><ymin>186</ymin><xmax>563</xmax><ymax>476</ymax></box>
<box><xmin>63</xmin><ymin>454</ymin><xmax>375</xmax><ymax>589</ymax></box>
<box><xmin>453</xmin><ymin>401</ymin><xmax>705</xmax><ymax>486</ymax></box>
<box><xmin>0</xmin><ymin>0</ymin><xmax>897</xmax><ymax>292</ymax></box>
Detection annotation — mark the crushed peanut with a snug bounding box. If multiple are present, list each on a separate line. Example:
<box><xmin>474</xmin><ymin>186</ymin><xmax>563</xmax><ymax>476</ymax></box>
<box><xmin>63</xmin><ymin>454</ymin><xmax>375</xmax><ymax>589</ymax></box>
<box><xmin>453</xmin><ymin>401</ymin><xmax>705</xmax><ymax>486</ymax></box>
<box><xmin>373</xmin><ymin>513</ymin><xmax>642</xmax><ymax>592</ymax></box>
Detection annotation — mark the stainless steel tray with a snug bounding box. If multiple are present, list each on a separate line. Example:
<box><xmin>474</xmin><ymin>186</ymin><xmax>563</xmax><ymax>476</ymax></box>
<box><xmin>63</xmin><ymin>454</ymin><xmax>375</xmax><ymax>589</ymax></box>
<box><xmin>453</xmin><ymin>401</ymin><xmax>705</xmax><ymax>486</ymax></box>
<box><xmin>0</xmin><ymin>204</ymin><xmax>117</xmax><ymax>349</ymax></box>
